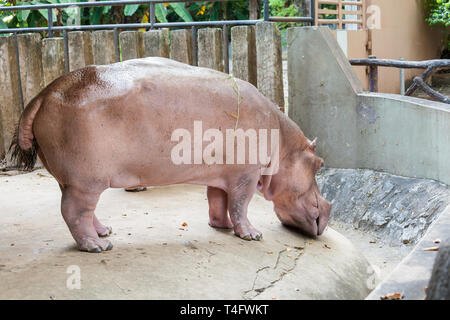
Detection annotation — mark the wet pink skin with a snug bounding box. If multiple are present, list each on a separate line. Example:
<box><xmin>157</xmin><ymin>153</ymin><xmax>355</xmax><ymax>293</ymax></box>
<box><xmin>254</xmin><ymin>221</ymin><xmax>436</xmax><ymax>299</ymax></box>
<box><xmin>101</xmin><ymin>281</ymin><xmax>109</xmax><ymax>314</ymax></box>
<box><xmin>18</xmin><ymin>57</ymin><xmax>331</xmax><ymax>252</ymax></box>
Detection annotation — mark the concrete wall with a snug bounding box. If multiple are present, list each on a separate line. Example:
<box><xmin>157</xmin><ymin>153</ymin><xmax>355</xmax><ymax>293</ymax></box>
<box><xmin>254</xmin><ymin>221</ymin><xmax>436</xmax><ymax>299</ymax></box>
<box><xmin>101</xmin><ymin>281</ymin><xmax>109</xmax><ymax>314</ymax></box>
<box><xmin>288</xmin><ymin>27</ymin><xmax>450</xmax><ymax>185</ymax></box>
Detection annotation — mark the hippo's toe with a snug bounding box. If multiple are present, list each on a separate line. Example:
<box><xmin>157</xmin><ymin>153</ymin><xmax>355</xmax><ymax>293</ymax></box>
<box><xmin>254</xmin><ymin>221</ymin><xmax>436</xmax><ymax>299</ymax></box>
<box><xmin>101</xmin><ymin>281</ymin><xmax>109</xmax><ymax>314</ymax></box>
<box><xmin>78</xmin><ymin>237</ymin><xmax>113</xmax><ymax>253</ymax></box>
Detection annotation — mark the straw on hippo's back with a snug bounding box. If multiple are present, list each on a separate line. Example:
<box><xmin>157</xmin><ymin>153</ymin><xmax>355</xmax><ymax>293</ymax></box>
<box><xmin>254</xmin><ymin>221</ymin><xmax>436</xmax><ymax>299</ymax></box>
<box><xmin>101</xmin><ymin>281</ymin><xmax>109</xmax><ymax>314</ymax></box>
<box><xmin>10</xmin><ymin>57</ymin><xmax>331</xmax><ymax>253</ymax></box>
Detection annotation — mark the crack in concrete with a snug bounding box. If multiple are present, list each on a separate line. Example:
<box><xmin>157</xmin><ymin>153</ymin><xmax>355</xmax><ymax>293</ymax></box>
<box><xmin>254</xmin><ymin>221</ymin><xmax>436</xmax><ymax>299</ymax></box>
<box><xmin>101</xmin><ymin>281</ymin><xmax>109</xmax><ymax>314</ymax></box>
<box><xmin>243</xmin><ymin>247</ymin><xmax>304</xmax><ymax>299</ymax></box>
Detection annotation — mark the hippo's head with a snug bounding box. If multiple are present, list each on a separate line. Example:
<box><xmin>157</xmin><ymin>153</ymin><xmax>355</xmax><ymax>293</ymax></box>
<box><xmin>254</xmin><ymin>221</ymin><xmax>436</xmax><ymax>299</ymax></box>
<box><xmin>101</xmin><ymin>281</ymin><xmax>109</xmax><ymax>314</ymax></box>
<box><xmin>258</xmin><ymin>138</ymin><xmax>331</xmax><ymax>237</ymax></box>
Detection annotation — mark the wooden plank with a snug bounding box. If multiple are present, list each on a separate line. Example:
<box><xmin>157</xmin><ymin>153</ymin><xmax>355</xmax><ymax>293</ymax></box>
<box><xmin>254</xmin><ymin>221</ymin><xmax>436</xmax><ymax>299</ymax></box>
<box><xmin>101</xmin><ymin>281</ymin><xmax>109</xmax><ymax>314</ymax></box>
<box><xmin>341</xmin><ymin>10</ymin><xmax>363</xmax><ymax>16</ymax></box>
<box><xmin>249</xmin><ymin>0</ymin><xmax>259</xmax><ymax>20</ymax></box>
<box><xmin>318</xmin><ymin>9</ymin><xmax>338</xmax><ymax>15</ymax></box>
<box><xmin>342</xmin><ymin>20</ymin><xmax>363</xmax><ymax>24</ymax></box>
<box><xmin>361</xmin><ymin>0</ymin><xmax>366</xmax><ymax>29</ymax></box>
<box><xmin>318</xmin><ymin>0</ymin><xmax>339</xmax><ymax>5</ymax></box>
<box><xmin>317</xmin><ymin>19</ymin><xmax>339</xmax><ymax>24</ymax></box>
<box><xmin>338</xmin><ymin>0</ymin><xmax>342</xmax><ymax>29</ymax></box>
<box><xmin>341</xmin><ymin>1</ymin><xmax>363</xmax><ymax>6</ymax></box>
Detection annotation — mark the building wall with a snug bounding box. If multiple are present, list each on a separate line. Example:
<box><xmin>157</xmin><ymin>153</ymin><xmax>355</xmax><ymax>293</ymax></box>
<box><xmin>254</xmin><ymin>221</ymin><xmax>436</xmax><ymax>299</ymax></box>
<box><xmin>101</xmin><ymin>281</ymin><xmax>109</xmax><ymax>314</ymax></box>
<box><xmin>333</xmin><ymin>0</ymin><xmax>445</xmax><ymax>94</ymax></box>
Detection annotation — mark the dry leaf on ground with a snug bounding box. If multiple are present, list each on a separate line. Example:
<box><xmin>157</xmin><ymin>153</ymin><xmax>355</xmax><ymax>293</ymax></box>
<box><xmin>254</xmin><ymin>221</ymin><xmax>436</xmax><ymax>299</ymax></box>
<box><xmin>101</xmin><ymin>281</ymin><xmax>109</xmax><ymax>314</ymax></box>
<box><xmin>380</xmin><ymin>292</ymin><xmax>403</xmax><ymax>300</ymax></box>
<box><xmin>423</xmin><ymin>247</ymin><xmax>439</xmax><ymax>251</ymax></box>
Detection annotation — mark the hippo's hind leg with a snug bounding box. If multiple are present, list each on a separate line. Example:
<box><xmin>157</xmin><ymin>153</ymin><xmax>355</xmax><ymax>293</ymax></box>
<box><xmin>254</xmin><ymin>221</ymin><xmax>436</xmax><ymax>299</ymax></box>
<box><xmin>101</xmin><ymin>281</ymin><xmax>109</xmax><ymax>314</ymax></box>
<box><xmin>207</xmin><ymin>186</ymin><xmax>233</xmax><ymax>229</ymax></box>
<box><xmin>60</xmin><ymin>186</ymin><xmax>112</xmax><ymax>252</ymax></box>
<box><xmin>227</xmin><ymin>175</ymin><xmax>262</xmax><ymax>241</ymax></box>
<box><xmin>58</xmin><ymin>183</ymin><xmax>111</xmax><ymax>238</ymax></box>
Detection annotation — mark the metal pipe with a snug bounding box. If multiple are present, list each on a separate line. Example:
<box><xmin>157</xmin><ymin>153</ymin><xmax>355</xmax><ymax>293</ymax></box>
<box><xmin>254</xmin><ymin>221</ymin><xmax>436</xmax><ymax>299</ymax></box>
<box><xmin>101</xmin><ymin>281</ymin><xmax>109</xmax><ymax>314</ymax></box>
<box><xmin>263</xmin><ymin>0</ymin><xmax>269</xmax><ymax>21</ymax></box>
<box><xmin>269</xmin><ymin>17</ymin><xmax>313</xmax><ymax>23</ymax></box>
<box><xmin>47</xmin><ymin>8</ymin><xmax>53</xmax><ymax>38</ymax></box>
<box><xmin>0</xmin><ymin>0</ymin><xmax>235</xmax><ymax>12</ymax></box>
<box><xmin>368</xmin><ymin>55</ymin><xmax>378</xmax><ymax>93</ymax></box>
<box><xmin>149</xmin><ymin>2</ymin><xmax>155</xmax><ymax>30</ymax></box>
<box><xmin>0</xmin><ymin>19</ymin><xmax>270</xmax><ymax>34</ymax></box>
<box><xmin>0</xmin><ymin>15</ymin><xmax>315</xmax><ymax>35</ymax></box>
<box><xmin>310</xmin><ymin>0</ymin><xmax>316</xmax><ymax>26</ymax></box>
<box><xmin>400</xmin><ymin>57</ymin><xmax>405</xmax><ymax>96</ymax></box>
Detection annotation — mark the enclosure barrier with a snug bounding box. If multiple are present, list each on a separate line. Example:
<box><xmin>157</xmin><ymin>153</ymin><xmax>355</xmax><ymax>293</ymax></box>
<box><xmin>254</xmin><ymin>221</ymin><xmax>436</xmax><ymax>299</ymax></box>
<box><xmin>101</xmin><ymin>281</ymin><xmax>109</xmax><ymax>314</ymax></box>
<box><xmin>1</xmin><ymin>0</ymin><xmax>310</xmax><ymax>163</ymax></box>
<box><xmin>349</xmin><ymin>58</ymin><xmax>450</xmax><ymax>104</ymax></box>
<box><xmin>288</xmin><ymin>26</ymin><xmax>450</xmax><ymax>186</ymax></box>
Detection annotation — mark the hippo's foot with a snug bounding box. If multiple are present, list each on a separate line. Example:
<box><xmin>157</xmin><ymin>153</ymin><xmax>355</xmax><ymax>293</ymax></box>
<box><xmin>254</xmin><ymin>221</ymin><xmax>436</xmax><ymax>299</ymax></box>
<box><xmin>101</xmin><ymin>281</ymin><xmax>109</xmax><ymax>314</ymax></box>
<box><xmin>209</xmin><ymin>217</ymin><xmax>233</xmax><ymax>229</ymax></box>
<box><xmin>93</xmin><ymin>215</ymin><xmax>112</xmax><ymax>237</ymax></box>
<box><xmin>125</xmin><ymin>187</ymin><xmax>147</xmax><ymax>192</ymax></box>
<box><xmin>77</xmin><ymin>236</ymin><xmax>113</xmax><ymax>253</ymax></box>
<box><xmin>234</xmin><ymin>223</ymin><xmax>263</xmax><ymax>241</ymax></box>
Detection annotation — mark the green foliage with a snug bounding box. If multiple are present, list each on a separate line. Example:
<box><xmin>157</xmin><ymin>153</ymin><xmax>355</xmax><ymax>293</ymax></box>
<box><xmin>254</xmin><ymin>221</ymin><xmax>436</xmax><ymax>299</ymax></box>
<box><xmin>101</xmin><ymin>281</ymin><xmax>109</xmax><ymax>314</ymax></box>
<box><xmin>424</xmin><ymin>0</ymin><xmax>450</xmax><ymax>27</ymax></box>
<box><xmin>0</xmin><ymin>0</ymin><xmax>254</xmax><ymax>31</ymax></box>
<box><xmin>423</xmin><ymin>0</ymin><xmax>450</xmax><ymax>50</ymax></box>
<box><xmin>0</xmin><ymin>0</ymin><xmax>196</xmax><ymax>30</ymax></box>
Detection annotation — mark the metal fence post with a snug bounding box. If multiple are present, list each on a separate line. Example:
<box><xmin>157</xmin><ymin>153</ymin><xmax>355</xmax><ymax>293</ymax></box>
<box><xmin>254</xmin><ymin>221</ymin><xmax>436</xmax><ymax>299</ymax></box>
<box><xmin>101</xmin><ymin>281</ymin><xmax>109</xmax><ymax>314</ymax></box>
<box><xmin>400</xmin><ymin>57</ymin><xmax>405</xmax><ymax>95</ymax></box>
<box><xmin>47</xmin><ymin>8</ymin><xmax>53</xmax><ymax>38</ymax></box>
<box><xmin>368</xmin><ymin>55</ymin><xmax>378</xmax><ymax>92</ymax></box>
<box><xmin>311</xmin><ymin>0</ymin><xmax>316</xmax><ymax>26</ymax></box>
<box><xmin>149</xmin><ymin>2</ymin><xmax>155</xmax><ymax>30</ymax></box>
<box><xmin>263</xmin><ymin>0</ymin><xmax>269</xmax><ymax>21</ymax></box>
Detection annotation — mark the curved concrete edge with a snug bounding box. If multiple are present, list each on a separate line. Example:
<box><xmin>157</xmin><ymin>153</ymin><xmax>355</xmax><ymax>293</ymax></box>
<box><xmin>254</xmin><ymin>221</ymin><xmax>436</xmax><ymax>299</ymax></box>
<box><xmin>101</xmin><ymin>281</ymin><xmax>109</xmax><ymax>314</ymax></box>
<box><xmin>366</xmin><ymin>204</ymin><xmax>450</xmax><ymax>300</ymax></box>
<box><xmin>0</xmin><ymin>170</ymin><xmax>372</xmax><ymax>300</ymax></box>
<box><xmin>317</xmin><ymin>167</ymin><xmax>450</xmax><ymax>245</ymax></box>
<box><xmin>360</xmin><ymin>92</ymin><xmax>450</xmax><ymax>112</ymax></box>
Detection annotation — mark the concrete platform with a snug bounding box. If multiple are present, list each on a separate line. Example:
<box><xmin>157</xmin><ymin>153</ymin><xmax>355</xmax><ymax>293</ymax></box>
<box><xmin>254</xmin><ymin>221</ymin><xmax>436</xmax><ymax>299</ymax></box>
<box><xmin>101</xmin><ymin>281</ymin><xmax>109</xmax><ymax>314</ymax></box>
<box><xmin>0</xmin><ymin>169</ymin><xmax>372</xmax><ymax>299</ymax></box>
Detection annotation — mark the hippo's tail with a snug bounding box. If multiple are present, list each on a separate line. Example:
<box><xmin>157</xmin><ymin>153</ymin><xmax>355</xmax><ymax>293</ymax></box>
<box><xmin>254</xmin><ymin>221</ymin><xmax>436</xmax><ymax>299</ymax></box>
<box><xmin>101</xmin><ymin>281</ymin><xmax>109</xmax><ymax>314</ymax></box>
<box><xmin>8</xmin><ymin>96</ymin><xmax>42</xmax><ymax>171</ymax></box>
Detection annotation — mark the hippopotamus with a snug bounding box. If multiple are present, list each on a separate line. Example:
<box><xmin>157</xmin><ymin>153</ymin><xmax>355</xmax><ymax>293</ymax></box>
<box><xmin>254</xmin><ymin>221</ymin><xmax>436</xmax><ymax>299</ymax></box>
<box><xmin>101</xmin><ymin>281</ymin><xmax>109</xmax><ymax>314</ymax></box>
<box><xmin>10</xmin><ymin>57</ymin><xmax>331</xmax><ymax>253</ymax></box>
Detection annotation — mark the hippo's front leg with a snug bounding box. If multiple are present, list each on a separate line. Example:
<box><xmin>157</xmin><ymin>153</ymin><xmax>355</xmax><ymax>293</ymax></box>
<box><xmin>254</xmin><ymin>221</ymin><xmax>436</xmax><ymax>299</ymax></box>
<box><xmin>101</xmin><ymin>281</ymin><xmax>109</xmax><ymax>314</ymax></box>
<box><xmin>60</xmin><ymin>187</ymin><xmax>113</xmax><ymax>252</ymax></box>
<box><xmin>207</xmin><ymin>186</ymin><xmax>233</xmax><ymax>229</ymax></box>
<box><xmin>227</xmin><ymin>175</ymin><xmax>262</xmax><ymax>241</ymax></box>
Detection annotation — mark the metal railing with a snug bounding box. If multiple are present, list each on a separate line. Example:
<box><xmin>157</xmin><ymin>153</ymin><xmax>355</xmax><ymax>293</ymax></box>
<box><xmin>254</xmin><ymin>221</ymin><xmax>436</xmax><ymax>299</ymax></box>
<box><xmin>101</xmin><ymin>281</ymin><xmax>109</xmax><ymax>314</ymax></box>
<box><xmin>0</xmin><ymin>0</ymin><xmax>315</xmax><ymax>36</ymax></box>
<box><xmin>350</xmin><ymin>57</ymin><xmax>450</xmax><ymax>104</ymax></box>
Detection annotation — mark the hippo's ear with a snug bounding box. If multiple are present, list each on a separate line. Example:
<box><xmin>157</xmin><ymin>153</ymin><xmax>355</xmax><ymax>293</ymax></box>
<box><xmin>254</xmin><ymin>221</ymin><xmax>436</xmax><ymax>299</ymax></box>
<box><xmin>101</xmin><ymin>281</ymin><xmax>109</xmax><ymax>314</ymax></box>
<box><xmin>309</xmin><ymin>137</ymin><xmax>317</xmax><ymax>152</ymax></box>
<box><xmin>258</xmin><ymin>173</ymin><xmax>281</xmax><ymax>201</ymax></box>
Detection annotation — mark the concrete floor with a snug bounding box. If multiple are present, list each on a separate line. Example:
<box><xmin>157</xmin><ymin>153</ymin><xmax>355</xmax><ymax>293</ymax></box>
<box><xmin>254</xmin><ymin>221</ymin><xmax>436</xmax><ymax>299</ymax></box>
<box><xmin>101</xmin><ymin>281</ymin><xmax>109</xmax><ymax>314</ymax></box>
<box><xmin>0</xmin><ymin>169</ymin><xmax>372</xmax><ymax>300</ymax></box>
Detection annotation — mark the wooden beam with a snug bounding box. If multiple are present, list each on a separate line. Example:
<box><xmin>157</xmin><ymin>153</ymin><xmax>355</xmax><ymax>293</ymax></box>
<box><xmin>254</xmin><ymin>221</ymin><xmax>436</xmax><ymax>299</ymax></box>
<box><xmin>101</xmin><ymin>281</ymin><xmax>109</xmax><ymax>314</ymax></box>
<box><xmin>249</xmin><ymin>0</ymin><xmax>259</xmax><ymax>20</ymax></box>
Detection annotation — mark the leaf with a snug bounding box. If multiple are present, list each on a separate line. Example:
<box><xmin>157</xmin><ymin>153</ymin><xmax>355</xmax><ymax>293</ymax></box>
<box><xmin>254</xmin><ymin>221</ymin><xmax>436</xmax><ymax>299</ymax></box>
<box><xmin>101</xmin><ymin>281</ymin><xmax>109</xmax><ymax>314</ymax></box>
<box><xmin>89</xmin><ymin>7</ymin><xmax>103</xmax><ymax>25</ymax></box>
<box><xmin>169</xmin><ymin>3</ymin><xmax>193</xmax><ymax>22</ymax></box>
<box><xmin>38</xmin><ymin>9</ymin><xmax>57</xmax><ymax>23</ymax></box>
<box><xmin>380</xmin><ymin>292</ymin><xmax>403</xmax><ymax>300</ymax></box>
<box><xmin>17</xmin><ymin>10</ymin><xmax>30</xmax><ymax>22</ymax></box>
<box><xmin>155</xmin><ymin>3</ymin><xmax>168</xmax><ymax>23</ymax></box>
<box><xmin>102</xmin><ymin>6</ymin><xmax>112</xmax><ymax>15</ymax></box>
<box><xmin>423</xmin><ymin>246</ymin><xmax>439</xmax><ymax>251</ymax></box>
<box><xmin>124</xmin><ymin>4</ymin><xmax>140</xmax><ymax>17</ymax></box>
